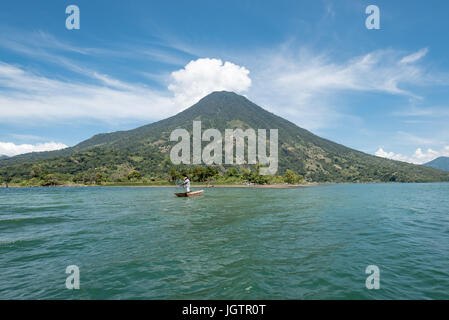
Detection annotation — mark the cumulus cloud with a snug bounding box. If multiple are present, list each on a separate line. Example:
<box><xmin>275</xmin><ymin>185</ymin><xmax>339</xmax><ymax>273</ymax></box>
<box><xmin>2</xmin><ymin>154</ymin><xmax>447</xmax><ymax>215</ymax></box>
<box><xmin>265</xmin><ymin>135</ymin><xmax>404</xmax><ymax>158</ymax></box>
<box><xmin>375</xmin><ymin>148</ymin><xmax>410</xmax><ymax>162</ymax></box>
<box><xmin>169</xmin><ymin>58</ymin><xmax>251</xmax><ymax>109</ymax></box>
<box><xmin>375</xmin><ymin>146</ymin><xmax>449</xmax><ymax>164</ymax></box>
<box><xmin>0</xmin><ymin>58</ymin><xmax>251</xmax><ymax>122</ymax></box>
<box><xmin>0</xmin><ymin>141</ymin><xmax>68</xmax><ymax>157</ymax></box>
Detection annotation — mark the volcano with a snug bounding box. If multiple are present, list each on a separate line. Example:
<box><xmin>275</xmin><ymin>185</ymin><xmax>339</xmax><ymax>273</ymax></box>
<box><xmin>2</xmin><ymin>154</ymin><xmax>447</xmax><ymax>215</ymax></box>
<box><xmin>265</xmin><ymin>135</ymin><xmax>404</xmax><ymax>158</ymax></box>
<box><xmin>1</xmin><ymin>91</ymin><xmax>449</xmax><ymax>183</ymax></box>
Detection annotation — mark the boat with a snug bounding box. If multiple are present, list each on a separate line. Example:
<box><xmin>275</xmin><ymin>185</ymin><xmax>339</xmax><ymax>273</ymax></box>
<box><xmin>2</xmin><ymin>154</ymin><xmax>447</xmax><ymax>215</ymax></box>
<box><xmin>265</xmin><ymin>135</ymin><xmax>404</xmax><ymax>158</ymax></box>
<box><xmin>175</xmin><ymin>190</ymin><xmax>204</xmax><ymax>197</ymax></box>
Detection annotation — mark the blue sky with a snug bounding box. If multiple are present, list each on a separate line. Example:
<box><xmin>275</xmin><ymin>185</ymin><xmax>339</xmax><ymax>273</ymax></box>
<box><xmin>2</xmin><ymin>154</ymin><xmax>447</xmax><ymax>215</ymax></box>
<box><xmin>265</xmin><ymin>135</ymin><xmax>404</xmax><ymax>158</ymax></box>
<box><xmin>1</xmin><ymin>0</ymin><xmax>449</xmax><ymax>163</ymax></box>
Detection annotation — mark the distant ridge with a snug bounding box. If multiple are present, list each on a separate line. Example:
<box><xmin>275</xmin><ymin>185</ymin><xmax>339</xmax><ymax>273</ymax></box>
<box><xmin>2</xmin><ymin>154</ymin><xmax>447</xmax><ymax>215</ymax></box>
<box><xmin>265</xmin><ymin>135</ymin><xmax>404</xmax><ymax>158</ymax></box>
<box><xmin>424</xmin><ymin>156</ymin><xmax>449</xmax><ymax>172</ymax></box>
<box><xmin>1</xmin><ymin>91</ymin><xmax>449</xmax><ymax>183</ymax></box>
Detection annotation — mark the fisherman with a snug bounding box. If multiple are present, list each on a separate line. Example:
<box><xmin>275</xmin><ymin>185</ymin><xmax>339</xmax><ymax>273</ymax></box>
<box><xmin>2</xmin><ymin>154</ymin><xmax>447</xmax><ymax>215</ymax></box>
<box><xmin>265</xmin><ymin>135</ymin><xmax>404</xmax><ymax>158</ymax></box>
<box><xmin>181</xmin><ymin>176</ymin><xmax>191</xmax><ymax>193</ymax></box>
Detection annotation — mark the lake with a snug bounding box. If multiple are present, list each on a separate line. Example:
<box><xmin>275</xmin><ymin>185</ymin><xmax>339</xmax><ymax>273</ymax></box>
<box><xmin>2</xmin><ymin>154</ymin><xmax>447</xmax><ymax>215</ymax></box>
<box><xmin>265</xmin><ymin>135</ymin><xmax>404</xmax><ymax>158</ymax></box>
<box><xmin>1</xmin><ymin>183</ymin><xmax>448</xmax><ymax>299</ymax></box>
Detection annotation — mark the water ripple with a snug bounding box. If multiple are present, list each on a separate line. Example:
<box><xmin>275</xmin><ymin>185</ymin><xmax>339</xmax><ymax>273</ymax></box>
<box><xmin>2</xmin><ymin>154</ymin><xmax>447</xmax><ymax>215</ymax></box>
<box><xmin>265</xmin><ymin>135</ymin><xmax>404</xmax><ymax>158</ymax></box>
<box><xmin>0</xmin><ymin>184</ymin><xmax>448</xmax><ymax>299</ymax></box>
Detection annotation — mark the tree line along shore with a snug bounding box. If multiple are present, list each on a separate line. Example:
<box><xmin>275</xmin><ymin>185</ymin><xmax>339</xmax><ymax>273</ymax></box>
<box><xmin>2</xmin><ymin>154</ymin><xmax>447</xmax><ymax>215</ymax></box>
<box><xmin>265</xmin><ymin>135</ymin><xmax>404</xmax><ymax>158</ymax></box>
<box><xmin>0</xmin><ymin>164</ymin><xmax>304</xmax><ymax>188</ymax></box>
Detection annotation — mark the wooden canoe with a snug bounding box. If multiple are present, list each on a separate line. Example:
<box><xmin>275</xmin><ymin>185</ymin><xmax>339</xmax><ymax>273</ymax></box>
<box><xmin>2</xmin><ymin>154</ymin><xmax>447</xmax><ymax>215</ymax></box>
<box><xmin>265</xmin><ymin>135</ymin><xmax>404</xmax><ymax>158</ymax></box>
<box><xmin>175</xmin><ymin>190</ymin><xmax>204</xmax><ymax>197</ymax></box>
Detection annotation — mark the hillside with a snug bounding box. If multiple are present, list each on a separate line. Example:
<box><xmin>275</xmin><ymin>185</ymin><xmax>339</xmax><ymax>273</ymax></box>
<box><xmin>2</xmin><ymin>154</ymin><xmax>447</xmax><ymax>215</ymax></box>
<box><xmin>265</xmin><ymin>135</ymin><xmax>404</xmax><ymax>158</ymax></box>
<box><xmin>424</xmin><ymin>157</ymin><xmax>449</xmax><ymax>172</ymax></box>
<box><xmin>1</xmin><ymin>91</ymin><xmax>449</xmax><ymax>185</ymax></box>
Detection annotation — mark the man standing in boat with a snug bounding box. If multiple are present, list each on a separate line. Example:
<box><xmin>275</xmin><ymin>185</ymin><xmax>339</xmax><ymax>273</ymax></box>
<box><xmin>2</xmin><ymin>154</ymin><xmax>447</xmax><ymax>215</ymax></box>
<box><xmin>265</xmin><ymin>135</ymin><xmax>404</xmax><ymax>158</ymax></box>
<box><xmin>181</xmin><ymin>176</ymin><xmax>191</xmax><ymax>193</ymax></box>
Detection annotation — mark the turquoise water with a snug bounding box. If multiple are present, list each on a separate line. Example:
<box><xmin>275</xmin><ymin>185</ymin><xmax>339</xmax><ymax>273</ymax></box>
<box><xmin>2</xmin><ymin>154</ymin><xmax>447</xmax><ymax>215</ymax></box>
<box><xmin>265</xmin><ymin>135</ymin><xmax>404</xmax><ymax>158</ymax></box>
<box><xmin>0</xmin><ymin>183</ymin><xmax>448</xmax><ymax>299</ymax></box>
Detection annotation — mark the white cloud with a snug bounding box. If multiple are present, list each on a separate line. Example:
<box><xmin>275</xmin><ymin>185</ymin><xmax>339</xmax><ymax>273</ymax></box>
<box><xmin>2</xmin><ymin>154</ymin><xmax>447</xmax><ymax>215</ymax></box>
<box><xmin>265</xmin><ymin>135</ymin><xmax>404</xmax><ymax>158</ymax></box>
<box><xmin>248</xmin><ymin>47</ymin><xmax>436</xmax><ymax>130</ymax></box>
<box><xmin>0</xmin><ymin>141</ymin><xmax>68</xmax><ymax>157</ymax></box>
<box><xmin>400</xmin><ymin>48</ymin><xmax>428</xmax><ymax>64</ymax></box>
<box><xmin>168</xmin><ymin>58</ymin><xmax>251</xmax><ymax>109</ymax></box>
<box><xmin>0</xmin><ymin>33</ymin><xmax>444</xmax><ymax>136</ymax></box>
<box><xmin>0</xmin><ymin>62</ymin><xmax>174</xmax><ymax>121</ymax></box>
<box><xmin>375</xmin><ymin>148</ymin><xmax>410</xmax><ymax>162</ymax></box>
<box><xmin>0</xmin><ymin>58</ymin><xmax>251</xmax><ymax>122</ymax></box>
<box><xmin>375</xmin><ymin>146</ymin><xmax>449</xmax><ymax>164</ymax></box>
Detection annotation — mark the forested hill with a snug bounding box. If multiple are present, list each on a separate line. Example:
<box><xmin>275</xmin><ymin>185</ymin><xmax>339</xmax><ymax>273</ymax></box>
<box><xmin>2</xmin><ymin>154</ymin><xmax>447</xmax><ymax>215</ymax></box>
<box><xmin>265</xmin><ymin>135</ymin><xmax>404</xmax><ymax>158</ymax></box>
<box><xmin>424</xmin><ymin>157</ymin><xmax>449</xmax><ymax>172</ymax></box>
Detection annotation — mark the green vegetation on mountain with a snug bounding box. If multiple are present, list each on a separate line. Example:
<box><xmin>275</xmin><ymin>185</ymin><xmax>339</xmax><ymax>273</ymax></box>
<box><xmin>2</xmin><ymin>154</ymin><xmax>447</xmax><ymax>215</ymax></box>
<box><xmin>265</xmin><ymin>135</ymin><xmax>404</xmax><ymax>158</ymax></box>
<box><xmin>1</xmin><ymin>91</ymin><xmax>449</xmax><ymax>186</ymax></box>
<box><xmin>424</xmin><ymin>156</ymin><xmax>449</xmax><ymax>172</ymax></box>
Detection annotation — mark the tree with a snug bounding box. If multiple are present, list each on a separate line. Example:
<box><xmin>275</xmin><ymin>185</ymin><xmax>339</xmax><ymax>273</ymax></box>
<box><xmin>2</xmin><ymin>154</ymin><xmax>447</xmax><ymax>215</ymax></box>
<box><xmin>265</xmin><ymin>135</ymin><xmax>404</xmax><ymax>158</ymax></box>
<box><xmin>73</xmin><ymin>170</ymin><xmax>102</xmax><ymax>185</ymax></box>
<box><xmin>225</xmin><ymin>167</ymin><xmax>239</xmax><ymax>177</ymax></box>
<box><xmin>191</xmin><ymin>166</ymin><xmax>206</xmax><ymax>182</ymax></box>
<box><xmin>241</xmin><ymin>168</ymin><xmax>252</xmax><ymax>181</ymax></box>
<box><xmin>95</xmin><ymin>172</ymin><xmax>106</xmax><ymax>184</ymax></box>
<box><xmin>284</xmin><ymin>170</ymin><xmax>297</xmax><ymax>184</ymax></box>
<box><xmin>30</xmin><ymin>165</ymin><xmax>43</xmax><ymax>178</ymax></box>
<box><xmin>73</xmin><ymin>173</ymin><xmax>83</xmax><ymax>184</ymax></box>
<box><xmin>168</xmin><ymin>167</ymin><xmax>181</xmax><ymax>182</ymax></box>
<box><xmin>127</xmin><ymin>170</ymin><xmax>142</xmax><ymax>181</ymax></box>
<box><xmin>205</xmin><ymin>166</ymin><xmax>219</xmax><ymax>179</ymax></box>
<box><xmin>42</xmin><ymin>174</ymin><xmax>61</xmax><ymax>186</ymax></box>
<box><xmin>1</xmin><ymin>175</ymin><xmax>12</xmax><ymax>188</ymax></box>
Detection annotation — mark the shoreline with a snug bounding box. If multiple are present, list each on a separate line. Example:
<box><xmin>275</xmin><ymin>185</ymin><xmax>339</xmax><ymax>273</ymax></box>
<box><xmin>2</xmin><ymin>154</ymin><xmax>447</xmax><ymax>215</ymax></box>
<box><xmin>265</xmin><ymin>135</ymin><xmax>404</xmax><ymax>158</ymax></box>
<box><xmin>3</xmin><ymin>181</ymin><xmax>447</xmax><ymax>189</ymax></box>
<box><xmin>111</xmin><ymin>183</ymin><xmax>319</xmax><ymax>189</ymax></box>
<box><xmin>2</xmin><ymin>183</ymin><xmax>321</xmax><ymax>189</ymax></box>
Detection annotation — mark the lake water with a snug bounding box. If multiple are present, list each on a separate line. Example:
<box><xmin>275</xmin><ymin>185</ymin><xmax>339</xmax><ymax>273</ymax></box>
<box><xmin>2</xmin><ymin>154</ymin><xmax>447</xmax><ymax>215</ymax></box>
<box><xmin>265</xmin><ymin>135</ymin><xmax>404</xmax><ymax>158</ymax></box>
<box><xmin>1</xmin><ymin>183</ymin><xmax>448</xmax><ymax>299</ymax></box>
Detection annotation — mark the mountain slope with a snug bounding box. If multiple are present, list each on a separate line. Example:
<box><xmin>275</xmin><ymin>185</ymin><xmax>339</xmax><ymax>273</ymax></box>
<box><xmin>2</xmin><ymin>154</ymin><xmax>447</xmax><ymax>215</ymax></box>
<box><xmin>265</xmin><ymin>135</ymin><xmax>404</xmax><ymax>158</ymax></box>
<box><xmin>424</xmin><ymin>157</ymin><xmax>449</xmax><ymax>172</ymax></box>
<box><xmin>1</xmin><ymin>91</ymin><xmax>449</xmax><ymax>183</ymax></box>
